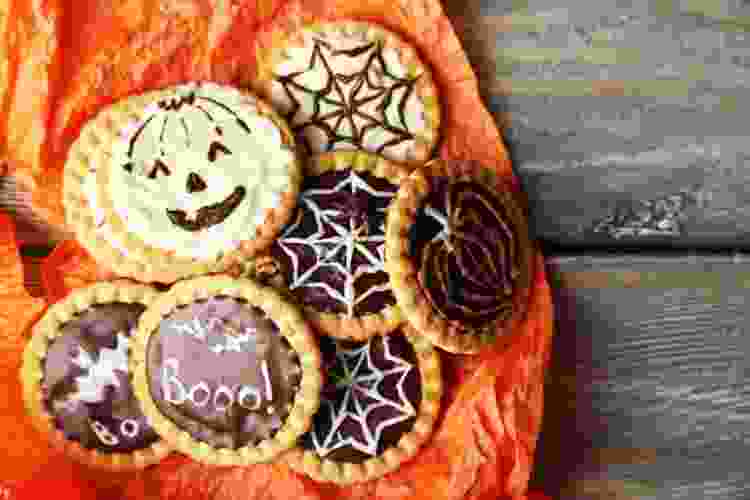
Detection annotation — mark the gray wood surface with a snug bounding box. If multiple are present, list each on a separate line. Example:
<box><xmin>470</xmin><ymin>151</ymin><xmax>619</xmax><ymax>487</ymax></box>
<box><xmin>476</xmin><ymin>0</ymin><xmax>750</xmax><ymax>247</ymax></box>
<box><xmin>535</xmin><ymin>254</ymin><xmax>750</xmax><ymax>500</ymax></box>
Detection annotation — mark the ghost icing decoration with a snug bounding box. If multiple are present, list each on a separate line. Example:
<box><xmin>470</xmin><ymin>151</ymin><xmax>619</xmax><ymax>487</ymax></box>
<box><xmin>102</xmin><ymin>82</ymin><xmax>298</xmax><ymax>260</ymax></box>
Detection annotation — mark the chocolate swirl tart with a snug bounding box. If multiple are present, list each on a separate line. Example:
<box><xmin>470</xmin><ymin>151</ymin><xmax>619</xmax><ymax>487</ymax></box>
<box><xmin>385</xmin><ymin>159</ymin><xmax>535</xmax><ymax>354</ymax></box>
<box><xmin>282</xmin><ymin>325</ymin><xmax>441</xmax><ymax>484</ymax></box>
<box><xmin>258</xmin><ymin>151</ymin><xmax>411</xmax><ymax>340</ymax></box>
<box><xmin>130</xmin><ymin>276</ymin><xmax>322</xmax><ymax>465</ymax></box>
<box><xmin>63</xmin><ymin>82</ymin><xmax>302</xmax><ymax>284</ymax></box>
<box><xmin>21</xmin><ymin>281</ymin><xmax>172</xmax><ymax>469</ymax></box>
<box><xmin>255</xmin><ymin>20</ymin><xmax>441</xmax><ymax>166</ymax></box>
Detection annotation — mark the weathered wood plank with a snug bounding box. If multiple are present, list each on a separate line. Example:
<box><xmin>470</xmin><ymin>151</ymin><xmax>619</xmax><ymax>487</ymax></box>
<box><xmin>471</xmin><ymin>0</ymin><xmax>750</xmax><ymax>246</ymax></box>
<box><xmin>535</xmin><ymin>254</ymin><xmax>750</xmax><ymax>499</ymax></box>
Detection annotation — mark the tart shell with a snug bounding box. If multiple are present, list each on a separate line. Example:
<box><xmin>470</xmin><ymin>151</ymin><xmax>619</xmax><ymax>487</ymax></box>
<box><xmin>384</xmin><ymin>159</ymin><xmax>536</xmax><ymax>354</ymax></box>
<box><xmin>63</xmin><ymin>83</ymin><xmax>303</xmax><ymax>285</ymax></box>
<box><xmin>258</xmin><ymin>151</ymin><xmax>411</xmax><ymax>341</ymax></box>
<box><xmin>281</xmin><ymin>324</ymin><xmax>442</xmax><ymax>484</ymax></box>
<box><xmin>21</xmin><ymin>280</ymin><xmax>172</xmax><ymax>470</ymax></box>
<box><xmin>253</xmin><ymin>20</ymin><xmax>442</xmax><ymax>167</ymax></box>
<box><xmin>129</xmin><ymin>275</ymin><xmax>323</xmax><ymax>466</ymax></box>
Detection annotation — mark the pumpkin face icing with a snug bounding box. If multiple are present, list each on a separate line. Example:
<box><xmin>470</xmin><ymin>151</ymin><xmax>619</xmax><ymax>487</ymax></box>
<box><xmin>106</xmin><ymin>83</ymin><xmax>295</xmax><ymax>260</ymax></box>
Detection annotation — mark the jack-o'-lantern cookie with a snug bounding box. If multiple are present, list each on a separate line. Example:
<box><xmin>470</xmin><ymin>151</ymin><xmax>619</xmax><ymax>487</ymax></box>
<box><xmin>255</xmin><ymin>20</ymin><xmax>441</xmax><ymax>166</ymax></box>
<box><xmin>385</xmin><ymin>159</ymin><xmax>535</xmax><ymax>354</ymax></box>
<box><xmin>21</xmin><ymin>281</ymin><xmax>172</xmax><ymax>469</ymax></box>
<box><xmin>130</xmin><ymin>276</ymin><xmax>322</xmax><ymax>466</ymax></box>
<box><xmin>63</xmin><ymin>82</ymin><xmax>302</xmax><ymax>284</ymax></box>
<box><xmin>259</xmin><ymin>151</ymin><xmax>410</xmax><ymax>340</ymax></box>
<box><xmin>282</xmin><ymin>325</ymin><xmax>441</xmax><ymax>484</ymax></box>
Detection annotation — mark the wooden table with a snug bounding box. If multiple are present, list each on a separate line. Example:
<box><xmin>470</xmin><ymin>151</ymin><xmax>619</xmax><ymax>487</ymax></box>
<box><xmin>5</xmin><ymin>1</ymin><xmax>750</xmax><ymax>498</ymax></box>
<box><xmin>444</xmin><ymin>1</ymin><xmax>750</xmax><ymax>498</ymax></box>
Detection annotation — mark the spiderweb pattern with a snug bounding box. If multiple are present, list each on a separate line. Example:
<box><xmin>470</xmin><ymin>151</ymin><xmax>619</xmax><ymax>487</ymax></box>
<box><xmin>309</xmin><ymin>334</ymin><xmax>418</xmax><ymax>458</ymax></box>
<box><xmin>275</xmin><ymin>37</ymin><xmax>422</xmax><ymax>156</ymax></box>
<box><xmin>275</xmin><ymin>168</ymin><xmax>397</xmax><ymax>317</ymax></box>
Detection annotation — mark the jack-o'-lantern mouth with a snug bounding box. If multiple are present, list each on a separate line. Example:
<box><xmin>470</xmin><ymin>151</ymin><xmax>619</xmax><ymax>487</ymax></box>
<box><xmin>166</xmin><ymin>186</ymin><xmax>247</xmax><ymax>232</ymax></box>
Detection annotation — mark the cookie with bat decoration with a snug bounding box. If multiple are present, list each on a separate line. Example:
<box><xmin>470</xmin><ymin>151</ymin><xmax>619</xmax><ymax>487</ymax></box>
<box><xmin>21</xmin><ymin>281</ymin><xmax>172</xmax><ymax>469</ymax></box>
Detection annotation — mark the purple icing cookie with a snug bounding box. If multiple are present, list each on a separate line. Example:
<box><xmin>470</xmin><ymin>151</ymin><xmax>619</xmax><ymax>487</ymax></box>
<box><xmin>41</xmin><ymin>302</ymin><xmax>159</xmax><ymax>453</ymax></box>
<box><xmin>300</xmin><ymin>330</ymin><xmax>421</xmax><ymax>463</ymax></box>
<box><xmin>146</xmin><ymin>297</ymin><xmax>302</xmax><ymax>449</ymax></box>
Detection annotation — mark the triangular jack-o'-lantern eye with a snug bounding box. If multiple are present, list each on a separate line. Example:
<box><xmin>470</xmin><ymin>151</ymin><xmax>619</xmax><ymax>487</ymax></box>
<box><xmin>187</xmin><ymin>173</ymin><xmax>208</xmax><ymax>193</ymax></box>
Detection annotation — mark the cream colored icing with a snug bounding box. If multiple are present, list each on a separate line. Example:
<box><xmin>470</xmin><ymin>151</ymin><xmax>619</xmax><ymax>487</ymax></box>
<box><xmin>105</xmin><ymin>82</ymin><xmax>295</xmax><ymax>260</ymax></box>
<box><xmin>269</xmin><ymin>25</ymin><xmax>429</xmax><ymax>160</ymax></box>
<box><xmin>85</xmin><ymin>171</ymin><xmax>131</xmax><ymax>257</ymax></box>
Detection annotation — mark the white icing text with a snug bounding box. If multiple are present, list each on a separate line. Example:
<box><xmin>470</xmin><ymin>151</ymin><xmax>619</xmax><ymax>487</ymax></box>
<box><xmin>89</xmin><ymin>418</ymin><xmax>141</xmax><ymax>446</ymax></box>
<box><xmin>161</xmin><ymin>358</ymin><xmax>274</xmax><ymax>411</ymax></box>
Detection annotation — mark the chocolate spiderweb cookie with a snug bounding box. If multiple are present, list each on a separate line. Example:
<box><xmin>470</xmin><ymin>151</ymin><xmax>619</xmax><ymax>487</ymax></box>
<box><xmin>21</xmin><ymin>282</ymin><xmax>171</xmax><ymax>469</ymax></box>
<box><xmin>283</xmin><ymin>325</ymin><xmax>441</xmax><ymax>484</ymax></box>
<box><xmin>386</xmin><ymin>159</ymin><xmax>535</xmax><ymax>354</ymax></box>
<box><xmin>131</xmin><ymin>276</ymin><xmax>322</xmax><ymax>465</ymax></box>
<box><xmin>262</xmin><ymin>151</ymin><xmax>410</xmax><ymax>340</ymax></box>
<box><xmin>255</xmin><ymin>20</ymin><xmax>441</xmax><ymax>166</ymax></box>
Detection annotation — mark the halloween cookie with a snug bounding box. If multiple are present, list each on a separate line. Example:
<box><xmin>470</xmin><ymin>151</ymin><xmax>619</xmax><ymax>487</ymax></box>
<box><xmin>21</xmin><ymin>281</ymin><xmax>171</xmax><ymax>469</ymax></box>
<box><xmin>255</xmin><ymin>20</ymin><xmax>441</xmax><ymax>166</ymax></box>
<box><xmin>63</xmin><ymin>82</ymin><xmax>302</xmax><ymax>284</ymax></box>
<box><xmin>283</xmin><ymin>325</ymin><xmax>441</xmax><ymax>484</ymax></box>
<box><xmin>385</xmin><ymin>159</ymin><xmax>535</xmax><ymax>354</ymax></box>
<box><xmin>260</xmin><ymin>151</ymin><xmax>410</xmax><ymax>340</ymax></box>
<box><xmin>130</xmin><ymin>276</ymin><xmax>322</xmax><ymax>465</ymax></box>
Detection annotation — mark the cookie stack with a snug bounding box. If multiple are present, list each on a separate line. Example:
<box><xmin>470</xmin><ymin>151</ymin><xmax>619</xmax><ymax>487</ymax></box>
<box><xmin>21</xmin><ymin>20</ymin><xmax>534</xmax><ymax>485</ymax></box>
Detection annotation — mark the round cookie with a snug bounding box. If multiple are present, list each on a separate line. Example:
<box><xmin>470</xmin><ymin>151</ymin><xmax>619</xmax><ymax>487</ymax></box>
<box><xmin>283</xmin><ymin>325</ymin><xmax>441</xmax><ymax>484</ymax></box>
<box><xmin>255</xmin><ymin>20</ymin><xmax>441</xmax><ymax>166</ymax></box>
<box><xmin>63</xmin><ymin>82</ymin><xmax>302</xmax><ymax>284</ymax></box>
<box><xmin>385</xmin><ymin>159</ymin><xmax>535</xmax><ymax>354</ymax></box>
<box><xmin>260</xmin><ymin>151</ymin><xmax>410</xmax><ymax>340</ymax></box>
<box><xmin>130</xmin><ymin>276</ymin><xmax>322</xmax><ymax>465</ymax></box>
<box><xmin>21</xmin><ymin>281</ymin><xmax>171</xmax><ymax>469</ymax></box>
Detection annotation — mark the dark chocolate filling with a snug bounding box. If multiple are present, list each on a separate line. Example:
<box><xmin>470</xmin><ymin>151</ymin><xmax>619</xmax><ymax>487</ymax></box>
<box><xmin>300</xmin><ymin>331</ymin><xmax>421</xmax><ymax>463</ymax></box>
<box><xmin>146</xmin><ymin>297</ymin><xmax>302</xmax><ymax>449</ymax></box>
<box><xmin>41</xmin><ymin>302</ymin><xmax>159</xmax><ymax>453</ymax></box>
<box><xmin>410</xmin><ymin>178</ymin><xmax>522</xmax><ymax>329</ymax></box>
<box><xmin>275</xmin><ymin>37</ymin><xmax>421</xmax><ymax>156</ymax></box>
<box><xmin>271</xmin><ymin>167</ymin><xmax>397</xmax><ymax>316</ymax></box>
<box><xmin>166</xmin><ymin>186</ymin><xmax>246</xmax><ymax>232</ymax></box>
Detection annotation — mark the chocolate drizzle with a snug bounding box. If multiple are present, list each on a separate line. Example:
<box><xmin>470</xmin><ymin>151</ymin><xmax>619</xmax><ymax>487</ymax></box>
<box><xmin>119</xmin><ymin>88</ymin><xmax>256</xmax><ymax>232</ymax></box>
<box><xmin>146</xmin><ymin>297</ymin><xmax>302</xmax><ymax>449</ymax></box>
<box><xmin>300</xmin><ymin>331</ymin><xmax>421</xmax><ymax>463</ymax></box>
<box><xmin>166</xmin><ymin>186</ymin><xmax>247</xmax><ymax>232</ymax></box>
<box><xmin>41</xmin><ymin>302</ymin><xmax>159</xmax><ymax>453</ymax></box>
<box><xmin>275</xmin><ymin>37</ymin><xmax>421</xmax><ymax>155</ymax></box>
<box><xmin>410</xmin><ymin>178</ymin><xmax>522</xmax><ymax>328</ymax></box>
<box><xmin>271</xmin><ymin>167</ymin><xmax>397</xmax><ymax>317</ymax></box>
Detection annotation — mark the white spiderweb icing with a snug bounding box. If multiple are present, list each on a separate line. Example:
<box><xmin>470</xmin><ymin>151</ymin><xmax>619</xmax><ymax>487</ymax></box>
<box><xmin>275</xmin><ymin>168</ymin><xmax>396</xmax><ymax>317</ymax></box>
<box><xmin>308</xmin><ymin>334</ymin><xmax>418</xmax><ymax>458</ymax></box>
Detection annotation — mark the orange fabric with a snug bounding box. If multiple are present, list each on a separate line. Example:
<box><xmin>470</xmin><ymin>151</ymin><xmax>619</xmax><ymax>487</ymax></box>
<box><xmin>2</xmin><ymin>0</ymin><xmax>554</xmax><ymax>498</ymax></box>
<box><xmin>0</xmin><ymin>215</ymin><xmax>72</xmax><ymax>482</ymax></box>
<box><xmin>38</xmin><ymin>241</ymin><xmax>552</xmax><ymax>500</ymax></box>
